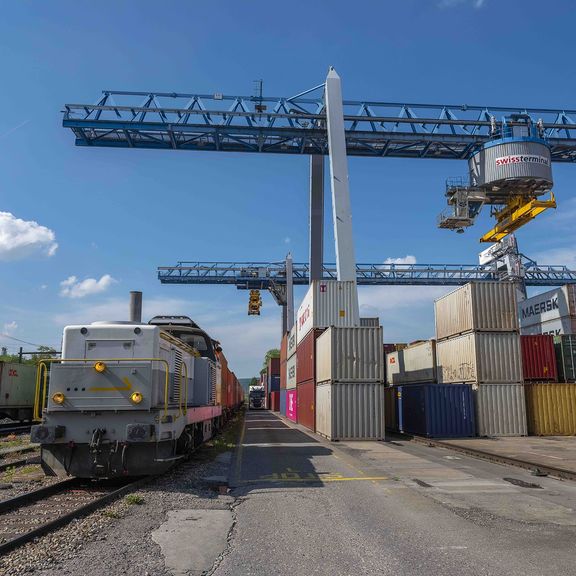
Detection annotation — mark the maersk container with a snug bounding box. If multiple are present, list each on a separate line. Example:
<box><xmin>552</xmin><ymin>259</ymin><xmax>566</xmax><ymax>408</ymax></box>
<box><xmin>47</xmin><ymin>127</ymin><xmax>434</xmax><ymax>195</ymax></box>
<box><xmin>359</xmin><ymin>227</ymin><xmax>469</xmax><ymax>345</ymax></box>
<box><xmin>297</xmin><ymin>380</ymin><xmax>315</xmax><ymax>431</ymax></box>
<box><xmin>554</xmin><ymin>335</ymin><xmax>576</xmax><ymax>382</ymax></box>
<box><xmin>473</xmin><ymin>383</ymin><xmax>527</xmax><ymax>437</ymax></box>
<box><xmin>296</xmin><ymin>280</ymin><xmax>360</xmax><ymax>344</ymax></box>
<box><xmin>435</xmin><ymin>282</ymin><xmax>518</xmax><ymax>341</ymax></box>
<box><xmin>519</xmin><ymin>285</ymin><xmax>576</xmax><ymax>329</ymax></box>
<box><xmin>520</xmin><ymin>335</ymin><xmax>558</xmax><ymax>382</ymax></box>
<box><xmin>279</xmin><ymin>389</ymin><xmax>287</xmax><ymax>416</ymax></box>
<box><xmin>385</xmin><ymin>340</ymin><xmax>436</xmax><ymax>385</ymax></box>
<box><xmin>384</xmin><ymin>386</ymin><xmax>398</xmax><ymax>432</ymax></box>
<box><xmin>287</xmin><ymin>325</ymin><xmax>297</xmax><ymax>359</ymax></box>
<box><xmin>397</xmin><ymin>383</ymin><xmax>475</xmax><ymax>438</ymax></box>
<box><xmin>316</xmin><ymin>382</ymin><xmax>385</xmax><ymax>440</ymax></box>
<box><xmin>296</xmin><ymin>328</ymin><xmax>323</xmax><ymax>384</ymax></box>
<box><xmin>286</xmin><ymin>388</ymin><xmax>297</xmax><ymax>422</ymax></box>
<box><xmin>286</xmin><ymin>354</ymin><xmax>297</xmax><ymax>389</ymax></box>
<box><xmin>316</xmin><ymin>327</ymin><xmax>384</xmax><ymax>384</ymax></box>
<box><xmin>521</xmin><ymin>315</ymin><xmax>576</xmax><ymax>336</ymax></box>
<box><xmin>524</xmin><ymin>383</ymin><xmax>576</xmax><ymax>435</ymax></box>
<box><xmin>437</xmin><ymin>332</ymin><xmax>523</xmax><ymax>384</ymax></box>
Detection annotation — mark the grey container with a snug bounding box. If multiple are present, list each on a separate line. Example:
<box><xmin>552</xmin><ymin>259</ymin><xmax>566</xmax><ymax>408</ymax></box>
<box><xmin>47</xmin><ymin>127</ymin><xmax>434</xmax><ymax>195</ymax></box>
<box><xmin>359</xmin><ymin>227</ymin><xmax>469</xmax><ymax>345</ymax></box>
<box><xmin>385</xmin><ymin>340</ymin><xmax>436</xmax><ymax>385</ymax></box>
<box><xmin>286</xmin><ymin>353</ymin><xmax>297</xmax><ymax>389</ymax></box>
<box><xmin>469</xmin><ymin>140</ymin><xmax>552</xmax><ymax>190</ymax></box>
<box><xmin>436</xmin><ymin>332</ymin><xmax>523</xmax><ymax>384</ymax></box>
<box><xmin>473</xmin><ymin>383</ymin><xmax>527</xmax><ymax>437</ymax></box>
<box><xmin>315</xmin><ymin>381</ymin><xmax>385</xmax><ymax>440</ymax></box>
<box><xmin>316</xmin><ymin>327</ymin><xmax>384</xmax><ymax>383</ymax></box>
<box><xmin>435</xmin><ymin>282</ymin><xmax>518</xmax><ymax>341</ymax></box>
<box><xmin>360</xmin><ymin>317</ymin><xmax>380</xmax><ymax>327</ymax></box>
<box><xmin>519</xmin><ymin>285</ymin><xmax>576</xmax><ymax>330</ymax></box>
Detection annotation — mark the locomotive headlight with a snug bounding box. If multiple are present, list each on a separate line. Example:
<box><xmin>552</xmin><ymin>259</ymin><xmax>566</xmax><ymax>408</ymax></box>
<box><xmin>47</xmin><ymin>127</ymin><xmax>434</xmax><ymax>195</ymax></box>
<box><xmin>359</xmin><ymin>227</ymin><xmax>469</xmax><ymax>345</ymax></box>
<box><xmin>130</xmin><ymin>391</ymin><xmax>143</xmax><ymax>404</ymax></box>
<box><xmin>52</xmin><ymin>392</ymin><xmax>66</xmax><ymax>405</ymax></box>
<box><xmin>94</xmin><ymin>361</ymin><xmax>107</xmax><ymax>373</ymax></box>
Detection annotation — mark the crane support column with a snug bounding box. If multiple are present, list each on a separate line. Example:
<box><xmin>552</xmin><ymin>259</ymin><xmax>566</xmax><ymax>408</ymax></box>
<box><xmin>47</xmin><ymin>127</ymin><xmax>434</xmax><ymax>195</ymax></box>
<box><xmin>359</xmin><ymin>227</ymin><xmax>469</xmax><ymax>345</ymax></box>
<box><xmin>286</xmin><ymin>253</ymin><xmax>294</xmax><ymax>331</ymax></box>
<box><xmin>325</xmin><ymin>67</ymin><xmax>358</xmax><ymax>284</ymax></box>
<box><xmin>309</xmin><ymin>155</ymin><xmax>324</xmax><ymax>282</ymax></box>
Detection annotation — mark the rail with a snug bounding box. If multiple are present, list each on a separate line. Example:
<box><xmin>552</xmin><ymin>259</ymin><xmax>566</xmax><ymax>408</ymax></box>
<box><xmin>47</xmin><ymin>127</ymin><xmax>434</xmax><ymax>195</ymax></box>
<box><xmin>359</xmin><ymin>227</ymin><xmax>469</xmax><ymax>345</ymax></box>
<box><xmin>33</xmin><ymin>358</ymin><xmax>171</xmax><ymax>421</ymax></box>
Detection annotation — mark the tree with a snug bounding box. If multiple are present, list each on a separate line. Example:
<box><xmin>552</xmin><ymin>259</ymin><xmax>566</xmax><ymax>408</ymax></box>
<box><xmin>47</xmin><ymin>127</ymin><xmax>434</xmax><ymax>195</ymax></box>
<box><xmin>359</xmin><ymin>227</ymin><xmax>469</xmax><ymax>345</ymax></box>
<box><xmin>262</xmin><ymin>348</ymin><xmax>280</xmax><ymax>369</ymax></box>
<box><xmin>31</xmin><ymin>346</ymin><xmax>58</xmax><ymax>362</ymax></box>
<box><xmin>249</xmin><ymin>377</ymin><xmax>259</xmax><ymax>387</ymax></box>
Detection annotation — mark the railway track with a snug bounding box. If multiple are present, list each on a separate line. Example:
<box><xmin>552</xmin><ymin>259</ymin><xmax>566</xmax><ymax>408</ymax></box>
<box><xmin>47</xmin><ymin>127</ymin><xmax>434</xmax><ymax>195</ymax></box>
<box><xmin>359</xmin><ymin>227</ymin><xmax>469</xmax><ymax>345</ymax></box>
<box><xmin>396</xmin><ymin>433</ymin><xmax>576</xmax><ymax>482</ymax></box>
<box><xmin>0</xmin><ymin>476</ymin><xmax>152</xmax><ymax>555</ymax></box>
<box><xmin>0</xmin><ymin>423</ymin><xmax>32</xmax><ymax>437</ymax></box>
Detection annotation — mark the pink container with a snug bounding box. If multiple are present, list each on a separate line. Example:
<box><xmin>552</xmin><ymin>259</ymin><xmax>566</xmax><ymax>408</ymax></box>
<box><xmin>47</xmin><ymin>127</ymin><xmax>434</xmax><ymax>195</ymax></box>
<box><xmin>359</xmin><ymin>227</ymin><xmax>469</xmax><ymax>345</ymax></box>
<box><xmin>286</xmin><ymin>389</ymin><xmax>298</xmax><ymax>422</ymax></box>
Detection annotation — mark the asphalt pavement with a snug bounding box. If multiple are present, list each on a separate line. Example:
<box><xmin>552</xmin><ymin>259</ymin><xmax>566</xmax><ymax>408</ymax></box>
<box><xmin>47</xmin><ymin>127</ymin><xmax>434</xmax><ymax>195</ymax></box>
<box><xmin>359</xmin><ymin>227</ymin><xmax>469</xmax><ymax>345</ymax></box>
<box><xmin>215</xmin><ymin>410</ymin><xmax>576</xmax><ymax>576</ymax></box>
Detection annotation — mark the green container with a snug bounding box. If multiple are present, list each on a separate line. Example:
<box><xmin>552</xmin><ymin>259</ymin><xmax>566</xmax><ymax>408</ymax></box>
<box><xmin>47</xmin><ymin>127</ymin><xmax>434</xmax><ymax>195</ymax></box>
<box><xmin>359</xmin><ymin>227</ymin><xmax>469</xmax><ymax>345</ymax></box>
<box><xmin>554</xmin><ymin>335</ymin><xmax>576</xmax><ymax>383</ymax></box>
<box><xmin>0</xmin><ymin>362</ymin><xmax>36</xmax><ymax>420</ymax></box>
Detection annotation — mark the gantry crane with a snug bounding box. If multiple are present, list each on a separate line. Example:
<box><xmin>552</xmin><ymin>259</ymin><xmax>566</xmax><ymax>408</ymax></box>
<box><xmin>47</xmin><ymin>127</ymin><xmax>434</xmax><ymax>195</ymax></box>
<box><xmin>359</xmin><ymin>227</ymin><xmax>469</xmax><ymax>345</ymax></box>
<box><xmin>62</xmin><ymin>71</ymin><xmax>576</xmax><ymax>326</ymax></box>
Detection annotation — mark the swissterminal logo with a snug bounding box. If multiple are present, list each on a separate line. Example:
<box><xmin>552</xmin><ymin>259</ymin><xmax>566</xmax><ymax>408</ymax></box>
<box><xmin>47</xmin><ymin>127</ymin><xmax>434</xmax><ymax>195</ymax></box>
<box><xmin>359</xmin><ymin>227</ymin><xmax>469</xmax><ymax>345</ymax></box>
<box><xmin>495</xmin><ymin>154</ymin><xmax>550</xmax><ymax>167</ymax></box>
<box><xmin>521</xmin><ymin>296</ymin><xmax>559</xmax><ymax>319</ymax></box>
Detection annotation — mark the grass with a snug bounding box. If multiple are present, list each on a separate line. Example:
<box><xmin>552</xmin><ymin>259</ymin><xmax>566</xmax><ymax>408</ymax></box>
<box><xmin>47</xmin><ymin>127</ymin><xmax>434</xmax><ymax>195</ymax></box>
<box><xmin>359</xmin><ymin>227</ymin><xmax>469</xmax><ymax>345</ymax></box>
<box><xmin>125</xmin><ymin>494</ymin><xmax>145</xmax><ymax>505</ymax></box>
<box><xmin>0</xmin><ymin>438</ymin><xmax>28</xmax><ymax>450</ymax></box>
<box><xmin>102</xmin><ymin>510</ymin><xmax>122</xmax><ymax>519</ymax></box>
<box><xmin>2</xmin><ymin>464</ymin><xmax>40</xmax><ymax>482</ymax></box>
<box><xmin>207</xmin><ymin>409</ymin><xmax>245</xmax><ymax>456</ymax></box>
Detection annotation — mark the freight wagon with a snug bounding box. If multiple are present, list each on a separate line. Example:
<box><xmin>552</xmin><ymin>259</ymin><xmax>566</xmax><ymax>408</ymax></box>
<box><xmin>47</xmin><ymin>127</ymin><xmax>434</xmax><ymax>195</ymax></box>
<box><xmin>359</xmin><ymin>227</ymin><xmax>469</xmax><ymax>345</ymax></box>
<box><xmin>0</xmin><ymin>362</ymin><xmax>36</xmax><ymax>421</ymax></box>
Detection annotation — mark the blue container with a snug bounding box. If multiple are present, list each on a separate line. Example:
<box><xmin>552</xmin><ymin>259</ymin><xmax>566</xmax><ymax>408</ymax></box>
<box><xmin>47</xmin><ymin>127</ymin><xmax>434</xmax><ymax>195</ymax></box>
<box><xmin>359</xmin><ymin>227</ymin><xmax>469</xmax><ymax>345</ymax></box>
<box><xmin>279</xmin><ymin>389</ymin><xmax>287</xmax><ymax>416</ymax></box>
<box><xmin>269</xmin><ymin>375</ymin><xmax>281</xmax><ymax>392</ymax></box>
<box><xmin>397</xmin><ymin>383</ymin><xmax>475</xmax><ymax>438</ymax></box>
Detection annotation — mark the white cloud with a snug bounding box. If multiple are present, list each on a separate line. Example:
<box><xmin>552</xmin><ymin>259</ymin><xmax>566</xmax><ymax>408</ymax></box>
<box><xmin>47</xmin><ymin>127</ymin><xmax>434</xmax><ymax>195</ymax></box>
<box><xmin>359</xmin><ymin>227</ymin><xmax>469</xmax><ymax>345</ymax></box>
<box><xmin>3</xmin><ymin>321</ymin><xmax>17</xmax><ymax>335</ymax></box>
<box><xmin>40</xmin><ymin>284</ymin><xmax>48</xmax><ymax>290</ymax></box>
<box><xmin>383</xmin><ymin>255</ymin><xmax>417</xmax><ymax>265</ymax></box>
<box><xmin>533</xmin><ymin>247</ymin><xmax>576</xmax><ymax>268</ymax></box>
<box><xmin>59</xmin><ymin>275</ymin><xmax>117</xmax><ymax>299</ymax></box>
<box><xmin>0</xmin><ymin>212</ymin><xmax>58</xmax><ymax>261</ymax></box>
<box><xmin>284</xmin><ymin>237</ymin><xmax>291</xmax><ymax>244</ymax></box>
<box><xmin>438</xmin><ymin>0</ymin><xmax>485</xmax><ymax>7</ymax></box>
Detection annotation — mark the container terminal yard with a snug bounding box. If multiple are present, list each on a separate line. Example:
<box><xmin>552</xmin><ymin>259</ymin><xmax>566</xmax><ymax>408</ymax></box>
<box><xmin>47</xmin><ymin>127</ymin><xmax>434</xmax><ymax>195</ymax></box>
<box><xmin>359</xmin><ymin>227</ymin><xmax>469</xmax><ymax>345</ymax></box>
<box><xmin>3</xmin><ymin>3</ymin><xmax>576</xmax><ymax>576</ymax></box>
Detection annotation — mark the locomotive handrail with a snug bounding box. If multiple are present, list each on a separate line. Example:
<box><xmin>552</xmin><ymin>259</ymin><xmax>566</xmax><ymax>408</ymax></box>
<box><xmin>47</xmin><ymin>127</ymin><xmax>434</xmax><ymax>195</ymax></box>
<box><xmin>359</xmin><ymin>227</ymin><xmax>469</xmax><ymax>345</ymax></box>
<box><xmin>178</xmin><ymin>360</ymin><xmax>189</xmax><ymax>418</ymax></box>
<box><xmin>33</xmin><ymin>358</ymin><xmax>172</xmax><ymax>421</ymax></box>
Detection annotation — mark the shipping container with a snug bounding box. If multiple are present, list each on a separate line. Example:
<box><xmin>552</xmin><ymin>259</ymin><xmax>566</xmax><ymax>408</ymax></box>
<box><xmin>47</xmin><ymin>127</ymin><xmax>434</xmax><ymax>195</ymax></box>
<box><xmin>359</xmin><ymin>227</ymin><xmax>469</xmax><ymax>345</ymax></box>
<box><xmin>519</xmin><ymin>285</ymin><xmax>576</xmax><ymax>330</ymax></box>
<box><xmin>268</xmin><ymin>374</ymin><xmax>280</xmax><ymax>392</ymax></box>
<box><xmin>286</xmin><ymin>389</ymin><xmax>298</xmax><ymax>422</ymax></box>
<box><xmin>554</xmin><ymin>335</ymin><xmax>576</xmax><ymax>382</ymax></box>
<box><xmin>435</xmin><ymin>282</ymin><xmax>518</xmax><ymax>341</ymax></box>
<box><xmin>520</xmin><ymin>335</ymin><xmax>558</xmax><ymax>382</ymax></box>
<box><xmin>279</xmin><ymin>389</ymin><xmax>287</xmax><ymax>416</ymax></box>
<box><xmin>297</xmin><ymin>380</ymin><xmax>315</xmax><ymax>431</ymax></box>
<box><xmin>360</xmin><ymin>317</ymin><xmax>380</xmax><ymax>327</ymax></box>
<box><xmin>268</xmin><ymin>356</ymin><xmax>280</xmax><ymax>376</ymax></box>
<box><xmin>473</xmin><ymin>383</ymin><xmax>527</xmax><ymax>437</ymax></box>
<box><xmin>384</xmin><ymin>387</ymin><xmax>398</xmax><ymax>432</ymax></box>
<box><xmin>296</xmin><ymin>280</ymin><xmax>360</xmax><ymax>344</ymax></box>
<box><xmin>316</xmin><ymin>327</ymin><xmax>384</xmax><ymax>384</ymax></box>
<box><xmin>0</xmin><ymin>362</ymin><xmax>35</xmax><ymax>420</ymax></box>
<box><xmin>386</xmin><ymin>340</ymin><xmax>436</xmax><ymax>385</ymax></box>
<box><xmin>280</xmin><ymin>359</ymin><xmax>287</xmax><ymax>389</ymax></box>
<box><xmin>524</xmin><ymin>383</ymin><xmax>576</xmax><ymax>435</ymax></box>
<box><xmin>437</xmin><ymin>332</ymin><xmax>523</xmax><ymax>384</ymax></box>
<box><xmin>397</xmin><ymin>383</ymin><xmax>475</xmax><ymax>438</ymax></box>
<box><xmin>521</xmin><ymin>315</ymin><xmax>576</xmax><ymax>336</ymax></box>
<box><xmin>316</xmin><ymin>382</ymin><xmax>385</xmax><ymax>440</ymax></box>
<box><xmin>287</xmin><ymin>354</ymin><xmax>297</xmax><ymax>389</ymax></box>
<box><xmin>296</xmin><ymin>329</ymin><xmax>323</xmax><ymax>384</ymax></box>
<box><xmin>269</xmin><ymin>391</ymin><xmax>280</xmax><ymax>412</ymax></box>
<box><xmin>287</xmin><ymin>325</ymin><xmax>297</xmax><ymax>359</ymax></box>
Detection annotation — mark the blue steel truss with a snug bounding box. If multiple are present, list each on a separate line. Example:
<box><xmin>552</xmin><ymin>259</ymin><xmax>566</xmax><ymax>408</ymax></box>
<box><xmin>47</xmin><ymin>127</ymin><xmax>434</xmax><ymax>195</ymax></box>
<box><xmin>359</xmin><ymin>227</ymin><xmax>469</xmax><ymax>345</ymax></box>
<box><xmin>63</xmin><ymin>86</ymin><xmax>576</xmax><ymax>161</ymax></box>
<box><xmin>157</xmin><ymin>261</ymin><xmax>576</xmax><ymax>288</ymax></box>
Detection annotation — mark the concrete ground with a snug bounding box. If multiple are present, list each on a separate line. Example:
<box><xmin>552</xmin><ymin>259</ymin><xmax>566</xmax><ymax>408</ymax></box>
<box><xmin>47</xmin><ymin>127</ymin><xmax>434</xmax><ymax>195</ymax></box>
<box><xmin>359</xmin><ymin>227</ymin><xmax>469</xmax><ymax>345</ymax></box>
<box><xmin>215</xmin><ymin>410</ymin><xmax>576</xmax><ymax>576</ymax></box>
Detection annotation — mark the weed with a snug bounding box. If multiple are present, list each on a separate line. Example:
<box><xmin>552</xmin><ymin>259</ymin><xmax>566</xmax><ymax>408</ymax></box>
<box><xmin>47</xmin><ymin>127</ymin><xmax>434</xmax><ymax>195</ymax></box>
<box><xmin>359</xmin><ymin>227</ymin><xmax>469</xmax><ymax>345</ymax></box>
<box><xmin>102</xmin><ymin>510</ymin><xmax>122</xmax><ymax>519</ymax></box>
<box><xmin>125</xmin><ymin>494</ymin><xmax>145</xmax><ymax>505</ymax></box>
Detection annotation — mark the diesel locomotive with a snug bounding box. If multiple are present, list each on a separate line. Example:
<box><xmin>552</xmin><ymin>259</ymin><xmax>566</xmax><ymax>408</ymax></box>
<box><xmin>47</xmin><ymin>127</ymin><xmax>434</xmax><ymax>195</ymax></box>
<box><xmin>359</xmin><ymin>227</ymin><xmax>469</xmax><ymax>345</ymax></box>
<box><xmin>31</xmin><ymin>315</ymin><xmax>243</xmax><ymax>478</ymax></box>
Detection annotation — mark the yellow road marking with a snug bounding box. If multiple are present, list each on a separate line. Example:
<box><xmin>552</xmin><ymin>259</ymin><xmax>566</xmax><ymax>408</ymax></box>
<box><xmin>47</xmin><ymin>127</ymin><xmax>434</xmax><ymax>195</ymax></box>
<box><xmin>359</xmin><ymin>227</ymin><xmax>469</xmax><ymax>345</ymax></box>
<box><xmin>254</xmin><ymin>476</ymin><xmax>388</xmax><ymax>483</ymax></box>
<box><xmin>88</xmin><ymin>376</ymin><xmax>133</xmax><ymax>392</ymax></box>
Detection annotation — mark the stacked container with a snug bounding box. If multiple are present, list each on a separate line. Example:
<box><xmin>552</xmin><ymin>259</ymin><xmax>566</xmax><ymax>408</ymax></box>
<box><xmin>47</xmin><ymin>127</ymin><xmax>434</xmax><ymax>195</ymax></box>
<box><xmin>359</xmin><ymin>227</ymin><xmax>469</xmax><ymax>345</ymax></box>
<box><xmin>315</xmin><ymin>326</ymin><xmax>385</xmax><ymax>440</ymax></box>
<box><xmin>554</xmin><ymin>335</ymin><xmax>576</xmax><ymax>382</ymax></box>
<box><xmin>435</xmin><ymin>282</ymin><xmax>527</xmax><ymax>436</ymax></box>
<box><xmin>296</xmin><ymin>328</ymin><xmax>324</xmax><ymax>431</ymax></box>
<box><xmin>286</xmin><ymin>325</ymin><xmax>298</xmax><ymax>423</ymax></box>
<box><xmin>386</xmin><ymin>340</ymin><xmax>437</xmax><ymax>385</ymax></box>
<box><xmin>521</xmin><ymin>335</ymin><xmax>558</xmax><ymax>382</ymax></box>
<box><xmin>519</xmin><ymin>285</ymin><xmax>576</xmax><ymax>336</ymax></box>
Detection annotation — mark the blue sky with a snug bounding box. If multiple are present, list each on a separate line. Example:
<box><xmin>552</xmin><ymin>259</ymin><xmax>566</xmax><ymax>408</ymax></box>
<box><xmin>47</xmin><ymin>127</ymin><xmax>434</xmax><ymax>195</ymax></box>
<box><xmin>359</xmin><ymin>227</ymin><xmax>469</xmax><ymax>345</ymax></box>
<box><xmin>1</xmin><ymin>0</ymin><xmax>575</xmax><ymax>376</ymax></box>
